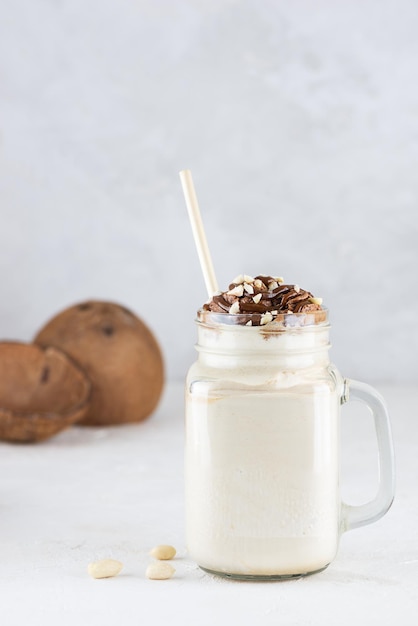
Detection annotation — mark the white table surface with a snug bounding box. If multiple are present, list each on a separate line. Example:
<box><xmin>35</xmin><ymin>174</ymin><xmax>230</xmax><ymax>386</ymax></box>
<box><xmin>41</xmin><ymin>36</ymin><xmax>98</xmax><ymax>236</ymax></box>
<box><xmin>1</xmin><ymin>382</ymin><xmax>417</xmax><ymax>626</ymax></box>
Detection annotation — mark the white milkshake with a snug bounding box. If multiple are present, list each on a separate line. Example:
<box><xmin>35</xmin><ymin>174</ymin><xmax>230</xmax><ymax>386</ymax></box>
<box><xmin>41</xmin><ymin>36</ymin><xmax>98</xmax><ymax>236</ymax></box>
<box><xmin>180</xmin><ymin>165</ymin><xmax>395</xmax><ymax>577</ymax></box>
<box><xmin>185</xmin><ymin>275</ymin><xmax>342</xmax><ymax>578</ymax></box>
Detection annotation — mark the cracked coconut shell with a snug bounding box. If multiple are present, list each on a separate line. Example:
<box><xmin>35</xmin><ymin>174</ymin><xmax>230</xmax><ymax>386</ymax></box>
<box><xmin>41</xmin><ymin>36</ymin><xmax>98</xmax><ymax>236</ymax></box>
<box><xmin>34</xmin><ymin>301</ymin><xmax>164</xmax><ymax>426</ymax></box>
<box><xmin>0</xmin><ymin>342</ymin><xmax>91</xmax><ymax>443</ymax></box>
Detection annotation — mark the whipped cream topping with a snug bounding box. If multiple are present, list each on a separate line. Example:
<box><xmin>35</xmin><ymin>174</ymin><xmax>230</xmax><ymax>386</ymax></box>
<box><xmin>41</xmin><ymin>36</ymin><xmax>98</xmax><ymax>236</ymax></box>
<box><xmin>202</xmin><ymin>274</ymin><xmax>323</xmax><ymax>326</ymax></box>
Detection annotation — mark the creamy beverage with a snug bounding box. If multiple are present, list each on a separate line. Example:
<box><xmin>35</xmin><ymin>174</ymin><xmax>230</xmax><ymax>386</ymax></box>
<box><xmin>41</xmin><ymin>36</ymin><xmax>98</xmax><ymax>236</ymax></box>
<box><xmin>185</xmin><ymin>274</ymin><xmax>395</xmax><ymax>579</ymax></box>
<box><xmin>186</xmin><ymin>387</ymin><xmax>339</xmax><ymax>576</ymax></box>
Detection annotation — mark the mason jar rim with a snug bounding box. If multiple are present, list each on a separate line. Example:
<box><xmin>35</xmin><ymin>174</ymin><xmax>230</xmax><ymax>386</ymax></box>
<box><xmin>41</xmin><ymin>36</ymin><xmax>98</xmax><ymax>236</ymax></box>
<box><xmin>196</xmin><ymin>307</ymin><xmax>329</xmax><ymax>330</ymax></box>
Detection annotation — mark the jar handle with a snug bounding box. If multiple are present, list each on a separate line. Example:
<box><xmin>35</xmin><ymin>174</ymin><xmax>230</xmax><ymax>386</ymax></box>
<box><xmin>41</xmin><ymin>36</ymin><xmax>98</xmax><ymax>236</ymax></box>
<box><xmin>341</xmin><ymin>379</ymin><xmax>395</xmax><ymax>532</ymax></box>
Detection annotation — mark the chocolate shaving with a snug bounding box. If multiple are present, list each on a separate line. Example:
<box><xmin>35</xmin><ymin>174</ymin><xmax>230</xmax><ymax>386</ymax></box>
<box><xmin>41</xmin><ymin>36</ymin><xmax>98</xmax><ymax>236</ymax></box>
<box><xmin>203</xmin><ymin>275</ymin><xmax>323</xmax><ymax>326</ymax></box>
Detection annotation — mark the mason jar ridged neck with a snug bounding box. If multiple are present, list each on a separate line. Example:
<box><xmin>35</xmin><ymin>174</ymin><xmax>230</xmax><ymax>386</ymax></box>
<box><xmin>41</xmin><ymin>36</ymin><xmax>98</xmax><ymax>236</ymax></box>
<box><xmin>194</xmin><ymin>309</ymin><xmax>331</xmax><ymax>370</ymax></box>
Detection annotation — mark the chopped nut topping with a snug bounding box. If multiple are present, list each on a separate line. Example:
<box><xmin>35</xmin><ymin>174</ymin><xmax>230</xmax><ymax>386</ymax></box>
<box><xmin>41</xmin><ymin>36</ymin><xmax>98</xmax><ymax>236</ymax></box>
<box><xmin>227</xmin><ymin>285</ymin><xmax>244</xmax><ymax>297</ymax></box>
<box><xmin>203</xmin><ymin>274</ymin><xmax>324</xmax><ymax>325</ymax></box>
<box><xmin>260</xmin><ymin>311</ymin><xmax>273</xmax><ymax>325</ymax></box>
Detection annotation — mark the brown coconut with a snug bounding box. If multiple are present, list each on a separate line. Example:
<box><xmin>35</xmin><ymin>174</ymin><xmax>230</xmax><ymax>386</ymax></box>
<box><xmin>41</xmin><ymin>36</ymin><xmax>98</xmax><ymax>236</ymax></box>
<box><xmin>34</xmin><ymin>301</ymin><xmax>164</xmax><ymax>426</ymax></box>
<box><xmin>0</xmin><ymin>342</ymin><xmax>91</xmax><ymax>443</ymax></box>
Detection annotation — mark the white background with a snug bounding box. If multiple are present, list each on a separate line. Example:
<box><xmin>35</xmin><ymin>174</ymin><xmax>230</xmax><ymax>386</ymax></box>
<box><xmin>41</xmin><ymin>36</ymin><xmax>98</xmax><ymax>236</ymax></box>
<box><xmin>1</xmin><ymin>0</ymin><xmax>417</xmax><ymax>383</ymax></box>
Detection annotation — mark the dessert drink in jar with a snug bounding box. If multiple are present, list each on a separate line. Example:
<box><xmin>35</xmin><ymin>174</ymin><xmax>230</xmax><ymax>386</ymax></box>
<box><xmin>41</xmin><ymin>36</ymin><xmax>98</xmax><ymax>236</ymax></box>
<box><xmin>185</xmin><ymin>274</ymin><xmax>395</xmax><ymax>579</ymax></box>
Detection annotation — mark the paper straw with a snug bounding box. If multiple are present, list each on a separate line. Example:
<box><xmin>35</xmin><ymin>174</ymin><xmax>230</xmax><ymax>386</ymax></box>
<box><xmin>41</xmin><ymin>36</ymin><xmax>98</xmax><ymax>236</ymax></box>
<box><xmin>179</xmin><ymin>169</ymin><xmax>219</xmax><ymax>298</ymax></box>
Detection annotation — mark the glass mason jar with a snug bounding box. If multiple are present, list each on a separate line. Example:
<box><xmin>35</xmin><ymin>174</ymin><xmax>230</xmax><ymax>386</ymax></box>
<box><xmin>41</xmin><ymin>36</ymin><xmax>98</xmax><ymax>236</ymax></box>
<box><xmin>185</xmin><ymin>309</ymin><xmax>395</xmax><ymax>580</ymax></box>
